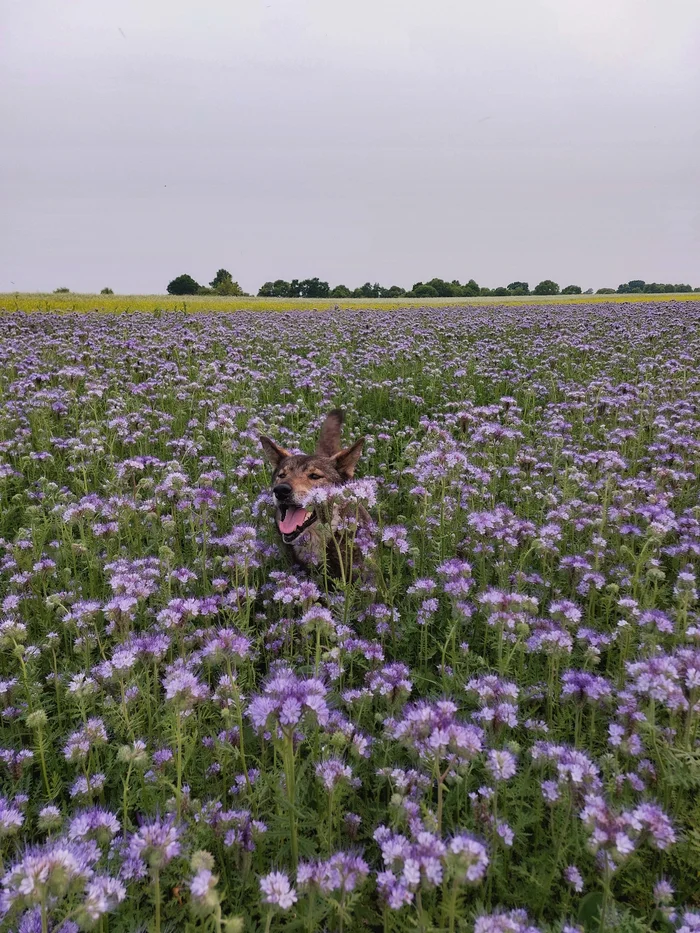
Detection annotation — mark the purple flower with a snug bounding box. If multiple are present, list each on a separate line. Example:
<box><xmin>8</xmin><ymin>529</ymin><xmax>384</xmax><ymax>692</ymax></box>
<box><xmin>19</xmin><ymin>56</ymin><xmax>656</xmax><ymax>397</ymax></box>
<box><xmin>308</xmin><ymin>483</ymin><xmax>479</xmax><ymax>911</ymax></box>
<box><xmin>63</xmin><ymin>718</ymin><xmax>108</xmax><ymax>763</ymax></box>
<box><xmin>162</xmin><ymin>662</ymin><xmax>210</xmax><ymax>708</ymax></box>
<box><xmin>677</xmin><ymin>912</ymin><xmax>700</xmax><ymax>933</ymax></box>
<box><xmin>201</xmin><ymin>627</ymin><xmax>253</xmax><ymax>664</ymax></box>
<box><xmin>630</xmin><ymin>802</ymin><xmax>676</xmax><ymax>850</ymax></box>
<box><xmin>70</xmin><ymin>773</ymin><xmax>106</xmax><ymax>800</ymax></box>
<box><xmin>315</xmin><ymin>757</ymin><xmax>359</xmax><ymax>792</ymax></box>
<box><xmin>564</xmin><ymin>864</ymin><xmax>584</xmax><ymax>892</ymax></box>
<box><xmin>561</xmin><ymin>670</ymin><xmax>612</xmax><ymax>704</ymax></box>
<box><xmin>386</xmin><ymin>699</ymin><xmax>483</xmax><ymax>770</ymax></box>
<box><xmin>259</xmin><ymin>870</ymin><xmax>297</xmax><ymax>910</ymax></box>
<box><xmin>486</xmin><ymin>749</ymin><xmax>518</xmax><ymax>782</ymax></box>
<box><xmin>247</xmin><ymin>666</ymin><xmax>329</xmax><ymax>734</ymax></box>
<box><xmin>531</xmin><ymin>741</ymin><xmax>602</xmax><ymax>795</ymax></box>
<box><xmin>374</xmin><ymin>824</ymin><xmax>447</xmax><ymax>908</ymax></box>
<box><xmin>127</xmin><ymin>815</ymin><xmax>181</xmax><ymax>870</ymax></box>
<box><xmin>0</xmin><ymin>796</ymin><xmax>24</xmax><ymax>837</ymax></box>
<box><xmin>447</xmin><ymin>833</ymin><xmax>489</xmax><ymax>883</ymax></box>
<box><xmin>653</xmin><ymin>878</ymin><xmax>674</xmax><ymax>904</ymax></box>
<box><xmin>297</xmin><ymin>851</ymin><xmax>369</xmax><ymax>894</ymax></box>
<box><xmin>0</xmin><ymin>838</ymin><xmax>99</xmax><ymax>914</ymax></box>
<box><xmin>190</xmin><ymin>867</ymin><xmax>215</xmax><ymax>899</ymax></box>
<box><xmin>366</xmin><ymin>663</ymin><xmax>413</xmax><ymax>701</ymax></box>
<box><xmin>474</xmin><ymin>908</ymin><xmax>541</xmax><ymax>933</ymax></box>
<box><xmin>68</xmin><ymin>808</ymin><xmax>120</xmax><ymax>844</ymax></box>
<box><xmin>81</xmin><ymin>875</ymin><xmax>127</xmax><ymax>922</ymax></box>
<box><xmin>300</xmin><ymin>605</ymin><xmax>338</xmax><ymax>638</ymax></box>
<box><xmin>437</xmin><ymin>559</ymin><xmax>473</xmax><ymax>598</ymax></box>
<box><xmin>382</xmin><ymin>525</ymin><xmax>410</xmax><ymax>553</ymax></box>
<box><xmin>220</xmin><ymin>809</ymin><xmax>267</xmax><ymax>852</ymax></box>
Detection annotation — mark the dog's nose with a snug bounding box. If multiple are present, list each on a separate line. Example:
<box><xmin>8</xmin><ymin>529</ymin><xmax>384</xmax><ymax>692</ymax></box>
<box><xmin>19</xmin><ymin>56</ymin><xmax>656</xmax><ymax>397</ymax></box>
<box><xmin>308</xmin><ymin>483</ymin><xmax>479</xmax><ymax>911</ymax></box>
<box><xmin>273</xmin><ymin>483</ymin><xmax>292</xmax><ymax>500</ymax></box>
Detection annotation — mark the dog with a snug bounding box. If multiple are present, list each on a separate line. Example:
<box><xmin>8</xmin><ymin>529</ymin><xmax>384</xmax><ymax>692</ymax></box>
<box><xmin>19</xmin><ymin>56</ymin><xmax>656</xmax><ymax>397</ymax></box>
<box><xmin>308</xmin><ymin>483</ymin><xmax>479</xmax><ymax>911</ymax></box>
<box><xmin>259</xmin><ymin>410</ymin><xmax>371</xmax><ymax>576</ymax></box>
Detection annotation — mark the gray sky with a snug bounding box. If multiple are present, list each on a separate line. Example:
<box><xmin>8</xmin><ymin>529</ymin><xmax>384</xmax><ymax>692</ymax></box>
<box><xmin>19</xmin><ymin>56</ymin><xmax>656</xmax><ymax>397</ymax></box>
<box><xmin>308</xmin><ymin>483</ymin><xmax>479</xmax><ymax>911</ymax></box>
<box><xmin>1</xmin><ymin>0</ymin><xmax>699</xmax><ymax>294</ymax></box>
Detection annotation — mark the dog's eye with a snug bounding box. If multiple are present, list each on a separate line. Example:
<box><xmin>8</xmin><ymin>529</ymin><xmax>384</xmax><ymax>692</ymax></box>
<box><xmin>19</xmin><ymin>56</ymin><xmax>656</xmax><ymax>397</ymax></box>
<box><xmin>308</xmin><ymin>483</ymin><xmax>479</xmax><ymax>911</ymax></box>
<box><xmin>309</xmin><ymin>473</ymin><xmax>324</xmax><ymax>480</ymax></box>
<box><xmin>277</xmin><ymin>471</ymin><xmax>287</xmax><ymax>479</ymax></box>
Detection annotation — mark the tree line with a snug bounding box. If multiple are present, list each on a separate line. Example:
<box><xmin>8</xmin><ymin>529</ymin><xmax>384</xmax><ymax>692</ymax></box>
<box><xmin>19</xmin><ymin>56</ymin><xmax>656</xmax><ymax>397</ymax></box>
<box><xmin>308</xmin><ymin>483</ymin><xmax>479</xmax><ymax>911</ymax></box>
<box><xmin>50</xmin><ymin>273</ymin><xmax>696</xmax><ymax>298</ymax></box>
<box><xmin>164</xmin><ymin>272</ymin><xmax>699</xmax><ymax>299</ymax></box>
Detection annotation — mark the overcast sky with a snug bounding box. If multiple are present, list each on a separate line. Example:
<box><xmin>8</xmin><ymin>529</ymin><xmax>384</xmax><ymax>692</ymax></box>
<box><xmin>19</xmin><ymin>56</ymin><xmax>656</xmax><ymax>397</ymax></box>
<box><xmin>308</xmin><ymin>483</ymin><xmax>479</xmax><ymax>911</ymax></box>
<box><xmin>1</xmin><ymin>0</ymin><xmax>699</xmax><ymax>294</ymax></box>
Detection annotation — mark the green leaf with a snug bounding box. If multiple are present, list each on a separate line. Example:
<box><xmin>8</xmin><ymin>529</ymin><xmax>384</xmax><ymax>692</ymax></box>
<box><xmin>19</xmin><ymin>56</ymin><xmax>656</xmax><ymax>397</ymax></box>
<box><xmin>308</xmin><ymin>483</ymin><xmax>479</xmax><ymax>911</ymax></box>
<box><xmin>578</xmin><ymin>892</ymin><xmax>604</xmax><ymax>932</ymax></box>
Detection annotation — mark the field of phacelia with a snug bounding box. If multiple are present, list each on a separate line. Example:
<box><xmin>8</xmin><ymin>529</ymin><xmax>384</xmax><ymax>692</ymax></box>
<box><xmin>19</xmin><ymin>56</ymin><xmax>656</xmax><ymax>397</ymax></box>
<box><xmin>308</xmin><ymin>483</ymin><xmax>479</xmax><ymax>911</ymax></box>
<box><xmin>0</xmin><ymin>303</ymin><xmax>699</xmax><ymax>933</ymax></box>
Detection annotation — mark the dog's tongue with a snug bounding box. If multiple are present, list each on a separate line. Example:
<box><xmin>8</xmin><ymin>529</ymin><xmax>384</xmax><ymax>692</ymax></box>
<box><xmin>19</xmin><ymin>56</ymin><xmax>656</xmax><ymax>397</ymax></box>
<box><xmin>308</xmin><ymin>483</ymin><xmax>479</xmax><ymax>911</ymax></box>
<box><xmin>278</xmin><ymin>507</ymin><xmax>310</xmax><ymax>535</ymax></box>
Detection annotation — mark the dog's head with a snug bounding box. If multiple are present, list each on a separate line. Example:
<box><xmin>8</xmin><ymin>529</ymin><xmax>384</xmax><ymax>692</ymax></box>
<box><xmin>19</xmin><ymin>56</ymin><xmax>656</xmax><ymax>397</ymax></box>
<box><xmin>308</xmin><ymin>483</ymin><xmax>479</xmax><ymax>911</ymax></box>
<box><xmin>259</xmin><ymin>410</ymin><xmax>364</xmax><ymax>543</ymax></box>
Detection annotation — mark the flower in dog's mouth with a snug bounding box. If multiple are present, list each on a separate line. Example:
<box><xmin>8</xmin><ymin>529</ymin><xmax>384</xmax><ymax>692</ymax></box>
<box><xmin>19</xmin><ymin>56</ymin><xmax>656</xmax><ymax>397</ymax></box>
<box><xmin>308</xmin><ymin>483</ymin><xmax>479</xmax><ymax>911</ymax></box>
<box><xmin>277</xmin><ymin>505</ymin><xmax>318</xmax><ymax>542</ymax></box>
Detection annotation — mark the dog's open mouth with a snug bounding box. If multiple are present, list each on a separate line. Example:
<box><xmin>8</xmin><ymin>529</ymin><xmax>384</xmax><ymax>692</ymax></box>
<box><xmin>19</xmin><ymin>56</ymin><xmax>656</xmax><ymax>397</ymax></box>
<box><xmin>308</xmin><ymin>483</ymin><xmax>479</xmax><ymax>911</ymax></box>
<box><xmin>277</xmin><ymin>505</ymin><xmax>318</xmax><ymax>542</ymax></box>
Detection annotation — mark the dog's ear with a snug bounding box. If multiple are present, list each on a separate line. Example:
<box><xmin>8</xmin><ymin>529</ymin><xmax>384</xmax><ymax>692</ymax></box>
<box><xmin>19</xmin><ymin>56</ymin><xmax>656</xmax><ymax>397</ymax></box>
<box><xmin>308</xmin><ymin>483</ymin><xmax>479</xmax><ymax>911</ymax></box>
<box><xmin>259</xmin><ymin>436</ymin><xmax>291</xmax><ymax>470</ymax></box>
<box><xmin>331</xmin><ymin>437</ymin><xmax>364</xmax><ymax>479</ymax></box>
<box><xmin>316</xmin><ymin>409</ymin><xmax>344</xmax><ymax>457</ymax></box>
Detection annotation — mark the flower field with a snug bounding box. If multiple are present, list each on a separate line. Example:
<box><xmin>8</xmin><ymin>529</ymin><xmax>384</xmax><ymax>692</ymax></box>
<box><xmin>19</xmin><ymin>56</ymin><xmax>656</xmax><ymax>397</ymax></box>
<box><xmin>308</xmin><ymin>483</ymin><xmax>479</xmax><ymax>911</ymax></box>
<box><xmin>0</xmin><ymin>303</ymin><xmax>699</xmax><ymax>933</ymax></box>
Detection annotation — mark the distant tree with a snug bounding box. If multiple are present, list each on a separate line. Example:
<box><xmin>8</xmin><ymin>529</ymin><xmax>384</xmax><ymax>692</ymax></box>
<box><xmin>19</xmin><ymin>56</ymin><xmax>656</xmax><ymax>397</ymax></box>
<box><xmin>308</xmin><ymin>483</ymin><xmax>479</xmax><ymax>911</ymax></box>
<box><xmin>617</xmin><ymin>280</ymin><xmax>645</xmax><ymax>294</ymax></box>
<box><xmin>167</xmin><ymin>274</ymin><xmax>200</xmax><ymax>295</ymax></box>
<box><xmin>210</xmin><ymin>268</ymin><xmax>232</xmax><ymax>289</ymax></box>
<box><xmin>216</xmin><ymin>279</ymin><xmax>246</xmax><ymax>296</ymax></box>
<box><xmin>463</xmin><ymin>279</ymin><xmax>480</xmax><ymax>297</ymax></box>
<box><xmin>561</xmin><ymin>285</ymin><xmax>582</xmax><ymax>295</ymax></box>
<box><xmin>258</xmin><ymin>280</ymin><xmax>291</xmax><ymax>297</ymax></box>
<box><xmin>54</xmin><ymin>287</ymin><xmax>70</xmax><ymax>293</ymax></box>
<box><xmin>382</xmin><ymin>285</ymin><xmax>406</xmax><ymax>297</ymax></box>
<box><xmin>330</xmin><ymin>285</ymin><xmax>352</xmax><ymax>298</ymax></box>
<box><xmin>411</xmin><ymin>284</ymin><xmax>438</xmax><ymax>298</ymax></box>
<box><xmin>352</xmin><ymin>282</ymin><xmax>377</xmax><ymax>298</ymax></box>
<box><xmin>100</xmin><ymin>287</ymin><xmax>114</xmax><ymax>295</ymax></box>
<box><xmin>644</xmin><ymin>283</ymin><xmax>692</xmax><ymax>293</ymax></box>
<box><xmin>534</xmin><ymin>280</ymin><xmax>560</xmax><ymax>295</ymax></box>
<box><xmin>205</xmin><ymin>269</ymin><xmax>246</xmax><ymax>295</ymax></box>
<box><xmin>424</xmin><ymin>278</ymin><xmax>456</xmax><ymax>297</ymax></box>
<box><xmin>479</xmin><ymin>287</ymin><xmax>493</xmax><ymax>297</ymax></box>
<box><xmin>596</xmin><ymin>288</ymin><xmax>616</xmax><ymax>294</ymax></box>
<box><xmin>492</xmin><ymin>287</ymin><xmax>510</xmax><ymax>297</ymax></box>
<box><xmin>507</xmin><ymin>281</ymin><xmax>529</xmax><ymax>295</ymax></box>
<box><xmin>299</xmin><ymin>278</ymin><xmax>330</xmax><ymax>298</ymax></box>
<box><xmin>584</xmin><ymin>288</ymin><xmax>594</xmax><ymax>294</ymax></box>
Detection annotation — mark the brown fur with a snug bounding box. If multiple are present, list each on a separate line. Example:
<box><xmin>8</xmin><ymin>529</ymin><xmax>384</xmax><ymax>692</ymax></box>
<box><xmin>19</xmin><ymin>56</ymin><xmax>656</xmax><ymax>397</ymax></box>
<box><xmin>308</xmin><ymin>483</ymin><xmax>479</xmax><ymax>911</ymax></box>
<box><xmin>259</xmin><ymin>410</ymin><xmax>370</xmax><ymax>574</ymax></box>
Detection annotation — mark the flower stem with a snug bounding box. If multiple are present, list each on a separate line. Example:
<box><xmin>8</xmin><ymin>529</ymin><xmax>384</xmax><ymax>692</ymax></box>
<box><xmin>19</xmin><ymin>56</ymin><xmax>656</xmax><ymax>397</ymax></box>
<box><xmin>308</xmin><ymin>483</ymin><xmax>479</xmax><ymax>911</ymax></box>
<box><xmin>122</xmin><ymin>761</ymin><xmax>133</xmax><ymax>831</ymax></box>
<box><xmin>154</xmin><ymin>868</ymin><xmax>161</xmax><ymax>933</ymax></box>
<box><xmin>447</xmin><ymin>877</ymin><xmax>459</xmax><ymax>933</ymax></box>
<box><xmin>235</xmin><ymin>692</ymin><xmax>250</xmax><ymax>789</ymax></box>
<box><xmin>175</xmin><ymin>711</ymin><xmax>183</xmax><ymax>821</ymax></box>
<box><xmin>599</xmin><ymin>867</ymin><xmax>611</xmax><ymax>933</ymax></box>
<box><xmin>436</xmin><ymin>772</ymin><xmax>444</xmax><ymax>835</ymax></box>
<box><xmin>36</xmin><ymin>728</ymin><xmax>51</xmax><ymax>799</ymax></box>
<box><xmin>328</xmin><ymin>790</ymin><xmax>333</xmax><ymax>855</ymax></box>
<box><xmin>283</xmin><ymin>735</ymin><xmax>298</xmax><ymax>868</ymax></box>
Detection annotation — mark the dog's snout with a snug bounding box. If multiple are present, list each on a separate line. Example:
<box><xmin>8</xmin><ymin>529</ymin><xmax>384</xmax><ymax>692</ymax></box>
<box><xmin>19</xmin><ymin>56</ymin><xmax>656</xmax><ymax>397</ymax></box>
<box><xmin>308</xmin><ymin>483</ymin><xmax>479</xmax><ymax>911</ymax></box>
<box><xmin>273</xmin><ymin>483</ymin><xmax>292</xmax><ymax>500</ymax></box>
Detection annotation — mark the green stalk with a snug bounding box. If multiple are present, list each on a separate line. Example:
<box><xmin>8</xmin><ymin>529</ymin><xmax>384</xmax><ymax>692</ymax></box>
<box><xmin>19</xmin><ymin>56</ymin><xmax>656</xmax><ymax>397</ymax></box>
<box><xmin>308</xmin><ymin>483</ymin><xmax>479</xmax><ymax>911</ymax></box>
<box><xmin>447</xmin><ymin>877</ymin><xmax>459</xmax><ymax>933</ymax></box>
<box><xmin>175</xmin><ymin>711</ymin><xmax>183</xmax><ymax>821</ymax></box>
<box><xmin>154</xmin><ymin>867</ymin><xmax>161</xmax><ymax>933</ymax></box>
<box><xmin>122</xmin><ymin>761</ymin><xmax>133</xmax><ymax>831</ymax></box>
<box><xmin>283</xmin><ymin>734</ymin><xmax>299</xmax><ymax>868</ymax></box>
